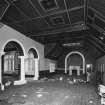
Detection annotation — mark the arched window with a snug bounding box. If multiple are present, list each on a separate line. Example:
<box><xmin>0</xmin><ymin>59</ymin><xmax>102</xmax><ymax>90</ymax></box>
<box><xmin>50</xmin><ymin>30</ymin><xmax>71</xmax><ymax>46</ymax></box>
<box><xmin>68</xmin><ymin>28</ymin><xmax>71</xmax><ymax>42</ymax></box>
<box><xmin>3</xmin><ymin>41</ymin><xmax>24</xmax><ymax>76</ymax></box>
<box><xmin>25</xmin><ymin>48</ymin><xmax>38</xmax><ymax>76</ymax></box>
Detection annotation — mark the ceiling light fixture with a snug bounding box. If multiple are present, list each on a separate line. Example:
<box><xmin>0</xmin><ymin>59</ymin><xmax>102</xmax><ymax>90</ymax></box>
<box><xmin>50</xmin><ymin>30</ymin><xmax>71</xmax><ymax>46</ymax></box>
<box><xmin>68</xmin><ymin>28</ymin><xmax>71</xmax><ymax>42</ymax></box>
<box><xmin>63</xmin><ymin>42</ymin><xmax>80</xmax><ymax>47</ymax></box>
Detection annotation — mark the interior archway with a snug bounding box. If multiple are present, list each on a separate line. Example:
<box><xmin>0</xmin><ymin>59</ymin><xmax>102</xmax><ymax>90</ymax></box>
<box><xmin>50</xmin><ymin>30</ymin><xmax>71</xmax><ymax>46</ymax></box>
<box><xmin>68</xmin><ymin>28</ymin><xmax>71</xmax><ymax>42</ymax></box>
<box><xmin>3</xmin><ymin>40</ymin><xmax>24</xmax><ymax>83</ymax></box>
<box><xmin>65</xmin><ymin>51</ymin><xmax>85</xmax><ymax>75</ymax></box>
<box><xmin>25</xmin><ymin>48</ymin><xmax>38</xmax><ymax>79</ymax></box>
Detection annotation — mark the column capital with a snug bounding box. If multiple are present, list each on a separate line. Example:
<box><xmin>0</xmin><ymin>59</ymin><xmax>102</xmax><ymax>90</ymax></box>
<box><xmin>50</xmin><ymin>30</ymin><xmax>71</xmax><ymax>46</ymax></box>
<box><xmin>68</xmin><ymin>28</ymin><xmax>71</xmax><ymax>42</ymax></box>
<box><xmin>0</xmin><ymin>52</ymin><xmax>5</xmax><ymax>55</ymax></box>
<box><xmin>33</xmin><ymin>58</ymin><xmax>39</xmax><ymax>80</ymax></box>
<box><xmin>18</xmin><ymin>55</ymin><xmax>28</xmax><ymax>59</ymax></box>
<box><xmin>33</xmin><ymin>58</ymin><xmax>39</xmax><ymax>61</ymax></box>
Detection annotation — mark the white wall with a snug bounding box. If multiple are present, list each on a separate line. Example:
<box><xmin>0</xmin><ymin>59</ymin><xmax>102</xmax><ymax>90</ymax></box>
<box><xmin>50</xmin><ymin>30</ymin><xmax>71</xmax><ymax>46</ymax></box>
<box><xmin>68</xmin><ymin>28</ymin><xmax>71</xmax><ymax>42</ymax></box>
<box><xmin>0</xmin><ymin>25</ymin><xmax>45</xmax><ymax>71</ymax></box>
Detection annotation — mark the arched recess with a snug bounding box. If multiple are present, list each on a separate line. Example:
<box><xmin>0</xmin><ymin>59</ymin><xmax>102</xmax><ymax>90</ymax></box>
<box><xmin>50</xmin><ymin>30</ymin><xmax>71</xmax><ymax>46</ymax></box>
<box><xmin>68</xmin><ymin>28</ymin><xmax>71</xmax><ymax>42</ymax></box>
<box><xmin>2</xmin><ymin>39</ymin><xmax>25</xmax><ymax>81</ymax></box>
<box><xmin>2</xmin><ymin>39</ymin><xmax>25</xmax><ymax>55</ymax></box>
<box><xmin>28</xmin><ymin>47</ymin><xmax>39</xmax><ymax>59</ymax></box>
<box><xmin>65</xmin><ymin>51</ymin><xmax>85</xmax><ymax>74</ymax></box>
<box><xmin>25</xmin><ymin>47</ymin><xmax>39</xmax><ymax>80</ymax></box>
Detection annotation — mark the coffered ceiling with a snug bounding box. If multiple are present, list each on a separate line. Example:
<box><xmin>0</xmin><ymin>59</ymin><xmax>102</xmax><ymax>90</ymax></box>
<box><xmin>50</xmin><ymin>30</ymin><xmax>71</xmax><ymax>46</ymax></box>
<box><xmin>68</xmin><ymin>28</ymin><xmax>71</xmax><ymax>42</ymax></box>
<box><xmin>1</xmin><ymin>0</ymin><xmax>105</xmax><ymax>59</ymax></box>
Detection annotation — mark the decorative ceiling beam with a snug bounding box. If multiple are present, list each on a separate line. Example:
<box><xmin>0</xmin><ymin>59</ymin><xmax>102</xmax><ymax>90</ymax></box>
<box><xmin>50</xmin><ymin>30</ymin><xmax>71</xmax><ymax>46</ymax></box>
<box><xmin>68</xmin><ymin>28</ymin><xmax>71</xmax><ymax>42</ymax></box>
<box><xmin>28</xmin><ymin>22</ymin><xmax>88</xmax><ymax>36</ymax></box>
<box><xmin>85</xmin><ymin>34</ymin><xmax>105</xmax><ymax>53</ymax></box>
<box><xmin>0</xmin><ymin>0</ymin><xmax>10</xmax><ymax>20</ymax></box>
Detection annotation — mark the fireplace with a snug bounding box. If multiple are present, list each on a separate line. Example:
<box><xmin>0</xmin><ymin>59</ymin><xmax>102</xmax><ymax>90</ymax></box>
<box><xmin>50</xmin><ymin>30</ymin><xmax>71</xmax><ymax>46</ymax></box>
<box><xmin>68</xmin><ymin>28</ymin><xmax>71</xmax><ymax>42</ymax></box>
<box><xmin>69</xmin><ymin>66</ymin><xmax>80</xmax><ymax>76</ymax></box>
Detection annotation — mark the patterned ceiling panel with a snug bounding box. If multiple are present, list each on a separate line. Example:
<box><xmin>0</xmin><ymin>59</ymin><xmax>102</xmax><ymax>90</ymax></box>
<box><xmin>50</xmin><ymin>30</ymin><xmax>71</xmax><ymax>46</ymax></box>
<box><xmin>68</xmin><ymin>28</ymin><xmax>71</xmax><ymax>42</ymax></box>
<box><xmin>3</xmin><ymin>5</ymin><xmax>28</xmax><ymax>23</ymax></box>
<box><xmin>69</xmin><ymin>8</ymin><xmax>84</xmax><ymax>24</ymax></box>
<box><xmin>13</xmin><ymin>0</ymin><xmax>40</xmax><ymax>18</ymax></box>
<box><xmin>29</xmin><ymin>0</ymin><xmax>66</xmax><ymax>16</ymax></box>
<box><xmin>65</xmin><ymin>0</ymin><xmax>84</xmax><ymax>9</ymax></box>
<box><xmin>45</xmin><ymin>12</ymin><xmax>70</xmax><ymax>27</ymax></box>
<box><xmin>38</xmin><ymin>0</ymin><xmax>58</xmax><ymax>11</ymax></box>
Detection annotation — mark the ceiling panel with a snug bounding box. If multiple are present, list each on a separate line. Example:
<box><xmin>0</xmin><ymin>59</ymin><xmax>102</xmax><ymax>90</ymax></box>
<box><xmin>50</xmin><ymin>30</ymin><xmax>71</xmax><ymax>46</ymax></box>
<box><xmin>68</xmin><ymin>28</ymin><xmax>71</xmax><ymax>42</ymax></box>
<box><xmin>0</xmin><ymin>0</ymin><xmax>9</xmax><ymax>18</ymax></box>
<box><xmin>65</xmin><ymin>0</ymin><xmax>84</xmax><ymax>9</ymax></box>
<box><xmin>86</xmin><ymin>41</ymin><xmax>103</xmax><ymax>59</ymax></box>
<box><xmin>6</xmin><ymin>23</ymin><xmax>26</xmax><ymax>34</ymax></box>
<box><xmin>35</xmin><ymin>30</ymin><xmax>85</xmax><ymax>44</ymax></box>
<box><xmin>88</xmin><ymin>0</ymin><xmax>105</xmax><ymax>16</ymax></box>
<box><xmin>1</xmin><ymin>15</ymin><xmax>14</xmax><ymax>24</ymax></box>
<box><xmin>87</xmin><ymin>17</ymin><xmax>93</xmax><ymax>25</ymax></box>
<box><xmin>13</xmin><ymin>0</ymin><xmax>40</xmax><ymax>18</ymax></box>
<box><xmin>31</xmin><ymin>18</ymin><xmax>50</xmax><ymax>29</ymax></box>
<box><xmin>88</xmin><ymin>8</ymin><xmax>94</xmax><ymax>18</ymax></box>
<box><xmin>29</xmin><ymin>0</ymin><xmax>66</xmax><ymax>16</ymax></box>
<box><xmin>87</xmin><ymin>8</ymin><xmax>94</xmax><ymax>25</ymax></box>
<box><xmin>45</xmin><ymin>12</ymin><xmax>70</xmax><ymax>27</ymax></box>
<box><xmin>94</xmin><ymin>16</ymin><xmax>105</xmax><ymax>30</ymax></box>
<box><xmin>3</xmin><ymin>5</ymin><xmax>28</xmax><ymax>23</ymax></box>
<box><xmin>86</xmin><ymin>37</ymin><xmax>105</xmax><ymax>59</ymax></box>
<box><xmin>69</xmin><ymin>8</ymin><xmax>84</xmax><ymax>24</ymax></box>
<box><xmin>17</xmin><ymin>20</ymin><xmax>40</xmax><ymax>33</ymax></box>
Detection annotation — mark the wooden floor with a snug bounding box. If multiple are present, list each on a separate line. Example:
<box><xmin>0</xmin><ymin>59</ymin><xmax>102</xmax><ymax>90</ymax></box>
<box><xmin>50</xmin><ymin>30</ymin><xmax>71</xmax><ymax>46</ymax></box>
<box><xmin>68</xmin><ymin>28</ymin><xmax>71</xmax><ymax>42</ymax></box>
<box><xmin>0</xmin><ymin>74</ymin><xmax>101</xmax><ymax>105</ymax></box>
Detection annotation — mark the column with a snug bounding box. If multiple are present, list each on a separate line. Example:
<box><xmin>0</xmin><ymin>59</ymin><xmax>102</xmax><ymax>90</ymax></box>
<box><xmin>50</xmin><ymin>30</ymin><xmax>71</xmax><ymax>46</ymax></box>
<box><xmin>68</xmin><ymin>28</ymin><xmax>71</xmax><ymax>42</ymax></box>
<box><xmin>77</xmin><ymin>66</ymin><xmax>80</xmax><ymax>76</ymax></box>
<box><xmin>14</xmin><ymin>56</ymin><xmax>27</xmax><ymax>85</ymax></box>
<box><xmin>103</xmin><ymin>72</ymin><xmax>105</xmax><ymax>85</ymax></box>
<box><xmin>33</xmin><ymin>59</ymin><xmax>39</xmax><ymax>80</ymax></box>
<box><xmin>69</xmin><ymin>66</ymin><xmax>72</xmax><ymax>75</ymax></box>
<box><xmin>0</xmin><ymin>52</ymin><xmax>5</xmax><ymax>91</ymax></box>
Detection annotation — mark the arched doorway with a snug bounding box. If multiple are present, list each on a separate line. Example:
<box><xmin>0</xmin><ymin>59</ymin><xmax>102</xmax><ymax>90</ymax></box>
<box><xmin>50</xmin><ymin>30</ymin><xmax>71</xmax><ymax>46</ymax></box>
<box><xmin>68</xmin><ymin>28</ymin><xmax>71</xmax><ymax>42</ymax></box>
<box><xmin>65</xmin><ymin>51</ymin><xmax>85</xmax><ymax>75</ymax></box>
<box><xmin>25</xmin><ymin>48</ymin><xmax>39</xmax><ymax>80</ymax></box>
<box><xmin>2</xmin><ymin>40</ymin><xmax>24</xmax><ymax>84</ymax></box>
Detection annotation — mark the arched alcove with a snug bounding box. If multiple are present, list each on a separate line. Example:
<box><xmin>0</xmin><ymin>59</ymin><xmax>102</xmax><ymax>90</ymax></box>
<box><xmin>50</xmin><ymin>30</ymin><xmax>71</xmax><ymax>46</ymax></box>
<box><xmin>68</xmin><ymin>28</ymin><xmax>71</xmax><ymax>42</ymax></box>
<box><xmin>28</xmin><ymin>48</ymin><xmax>38</xmax><ymax>59</ymax></box>
<box><xmin>2</xmin><ymin>39</ymin><xmax>25</xmax><ymax>55</ymax></box>
<box><xmin>4</xmin><ymin>41</ymin><xmax>24</xmax><ymax>55</ymax></box>
<box><xmin>65</xmin><ymin>51</ymin><xmax>85</xmax><ymax>75</ymax></box>
<box><xmin>2</xmin><ymin>40</ymin><xmax>24</xmax><ymax>82</ymax></box>
<box><xmin>25</xmin><ymin>47</ymin><xmax>39</xmax><ymax>79</ymax></box>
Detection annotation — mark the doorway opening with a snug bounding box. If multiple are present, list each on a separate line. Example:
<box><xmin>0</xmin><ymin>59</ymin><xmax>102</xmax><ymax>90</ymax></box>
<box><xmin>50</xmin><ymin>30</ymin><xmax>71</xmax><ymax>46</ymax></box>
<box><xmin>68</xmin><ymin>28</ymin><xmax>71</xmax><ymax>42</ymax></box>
<box><xmin>65</xmin><ymin>51</ymin><xmax>85</xmax><ymax>76</ymax></box>
<box><xmin>3</xmin><ymin>40</ymin><xmax>24</xmax><ymax>84</ymax></box>
<box><xmin>25</xmin><ymin>48</ymin><xmax>38</xmax><ymax>80</ymax></box>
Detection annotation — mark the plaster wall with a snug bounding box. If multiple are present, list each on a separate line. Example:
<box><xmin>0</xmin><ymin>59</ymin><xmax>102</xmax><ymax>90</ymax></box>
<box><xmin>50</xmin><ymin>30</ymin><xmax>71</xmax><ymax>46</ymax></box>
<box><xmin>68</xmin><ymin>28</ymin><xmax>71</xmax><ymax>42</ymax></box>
<box><xmin>0</xmin><ymin>25</ymin><xmax>45</xmax><ymax>71</ymax></box>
